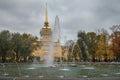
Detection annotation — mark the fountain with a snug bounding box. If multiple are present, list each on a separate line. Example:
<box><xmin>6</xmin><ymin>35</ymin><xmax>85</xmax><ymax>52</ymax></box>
<box><xmin>14</xmin><ymin>61</ymin><xmax>21</xmax><ymax>77</ymax></box>
<box><xmin>69</xmin><ymin>40</ymin><xmax>83</xmax><ymax>67</ymax></box>
<box><xmin>0</xmin><ymin>17</ymin><xmax>116</xmax><ymax>79</ymax></box>
<box><xmin>0</xmin><ymin>8</ymin><xmax>120</xmax><ymax>80</ymax></box>
<box><xmin>43</xmin><ymin>21</ymin><xmax>56</xmax><ymax>67</ymax></box>
<box><xmin>0</xmin><ymin>62</ymin><xmax>119</xmax><ymax>79</ymax></box>
<box><xmin>1</xmin><ymin>63</ymin><xmax>8</xmax><ymax>76</ymax></box>
<box><xmin>54</xmin><ymin>15</ymin><xmax>63</xmax><ymax>66</ymax></box>
<box><xmin>33</xmin><ymin>48</ymin><xmax>40</xmax><ymax>64</ymax></box>
<box><xmin>44</xmin><ymin>41</ymin><xmax>54</xmax><ymax>67</ymax></box>
<box><xmin>43</xmin><ymin>15</ymin><xmax>62</xmax><ymax>67</ymax></box>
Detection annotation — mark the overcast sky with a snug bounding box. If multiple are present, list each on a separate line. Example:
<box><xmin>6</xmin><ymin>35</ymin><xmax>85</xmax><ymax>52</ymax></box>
<box><xmin>0</xmin><ymin>0</ymin><xmax>120</xmax><ymax>42</ymax></box>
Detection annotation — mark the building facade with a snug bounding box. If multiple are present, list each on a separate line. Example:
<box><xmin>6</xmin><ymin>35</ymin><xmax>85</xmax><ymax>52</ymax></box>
<box><xmin>33</xmin><ymin>5</ymin><xmax>62</xmax><ymax>61</ymax></box>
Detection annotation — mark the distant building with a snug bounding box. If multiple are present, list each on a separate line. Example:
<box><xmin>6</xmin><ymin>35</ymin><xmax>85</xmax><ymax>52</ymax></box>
<box><xmin>32</xmin><ymin>4</ymin><xmax>62</xmax><ymax>61</ymax></box>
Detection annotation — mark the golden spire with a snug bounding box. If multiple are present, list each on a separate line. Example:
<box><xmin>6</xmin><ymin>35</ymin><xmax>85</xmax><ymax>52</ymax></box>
<box><xmin>45</xmin><ymin>3</ymin><xmax>48</xmax><ymax>23</ymax></box>
<box><xmin>43</xmin><ymin>3</ymin><xmax>51</xmax><ymax>29</ymax></box>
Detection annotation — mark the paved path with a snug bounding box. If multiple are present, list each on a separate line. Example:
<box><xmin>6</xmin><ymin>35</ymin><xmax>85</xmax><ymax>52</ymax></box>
<box><xmin>88</xmin><ymin>77</ymin><xmax>120</xmax><ymax>80</ymax></box>
<box><xmin>0</xmin><ymin>77</ymin><xmax>120</xmax><ymax>80</ymax></box>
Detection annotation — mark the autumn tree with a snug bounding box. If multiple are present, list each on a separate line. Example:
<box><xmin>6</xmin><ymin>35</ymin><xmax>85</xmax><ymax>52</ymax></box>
<box><xmin>96</xmin><ymin>28</ymin><xmax>112</xmax><ymax>62</ymax></box>
<box><xmin>101</xmin><ymin>29</ymin><xmax>109</xmax><ymax>61</ymax></box>
<box><xmin>110</xmin><ymin>25</ymin><xmax>120</xmax><ymax>61</ymax></box>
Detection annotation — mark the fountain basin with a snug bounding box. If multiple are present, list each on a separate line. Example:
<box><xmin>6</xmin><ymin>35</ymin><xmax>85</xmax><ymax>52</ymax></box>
<box><xmin>0</xmin><ymin>63</ymin><xmax>120</xmax><ymax>79</ymax></box>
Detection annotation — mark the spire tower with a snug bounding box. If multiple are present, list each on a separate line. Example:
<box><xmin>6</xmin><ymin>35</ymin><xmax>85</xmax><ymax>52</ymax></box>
<box><xmin>44</xmin><ymin>3</ymin><xmax>49</xmax><ymax>26</ymax></box>
<box><xmin>39</xmin><ymin>3</ymin><xmax>62</xmax><ymax>62</ymax></box>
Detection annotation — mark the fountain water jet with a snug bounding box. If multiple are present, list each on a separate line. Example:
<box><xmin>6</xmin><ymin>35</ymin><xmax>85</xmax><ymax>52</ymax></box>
<box><xmin>14</xmin><ymin>61</ymin><xmax>21</xmax><ymax>77</ymax></box>
<box><xmin>1</xmin><ymin>63</ymin><xmax>8</xmax><ymax>76</ymax></box>
<box><xmin>44</xmin><ymin>15</ymin><xmax>62</xmax><ymax>67</ymax></box>
<box><xmin>44</xmin><ymin>41</ymin><xmax>54</xmax><ymax>67</ymax></box>
<box><xmin>54</xmin><ymin>15</ymin><xmax>63</xmax><ymax>66</ymax></box>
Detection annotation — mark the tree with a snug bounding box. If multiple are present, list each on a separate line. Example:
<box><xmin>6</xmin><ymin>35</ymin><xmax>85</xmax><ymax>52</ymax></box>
<box><xmin>0</xmin><ymin>30</ymin><xmax>12</xmax><ymax>62</ymax></box>
<box><xmin>11</xmin><ymin>33</ymin><xmax>37</xmax><ymax>62</ymax></box>
<box><xmin>21</xmin><ymin>33</ymin><xmax>37</xmax><ymax>62</ymax></box>
<box><xmin>96</xmin><ymin>28</ymin><xmax>110</xmax><ymax>62</ymax></box>
<box><xmin>0</xmin><ymin>30</ymin><xmax>38</xmax><ymax>62</ymax></box>
<box><xmin>11</xmin><ymin>33</ymin><xmax>23</xmax><ymax>62</ymax></box>
<box><xmin>86</xmin><ymin>32</ymin><xmax>97</xmax><ymax>62</ymax></box>
<box><xmin>77</xmin><ymin>31</ymin><xmax>88</xmax><ymax>61</ymax></box>
<box><xmin>110</xmin><ymin>25</ymin><xmax>120</xmax><ymax>61</ymax></box>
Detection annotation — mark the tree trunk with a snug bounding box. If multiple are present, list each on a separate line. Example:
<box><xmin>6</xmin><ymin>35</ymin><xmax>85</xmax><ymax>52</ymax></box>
<box><xmin>92</xmin><ymin>55</ymin><xmax>95</xmax><ymax>62</ymax></box>
<box><xmin>2</xmin><ymin>54</ymin><xmax>6</xmax><ymax>63</ymax></box>
<box><xmin>24</xmin><ymin>57</ymin><xmax>27</xmax><ymax>62</ymax></box>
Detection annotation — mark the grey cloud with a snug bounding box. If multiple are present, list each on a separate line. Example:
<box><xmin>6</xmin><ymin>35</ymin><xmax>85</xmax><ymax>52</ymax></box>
<box><xmin>0</xmin><ymin>0</ymin><xmax>120</xmax><ymax>41</ymax></box>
